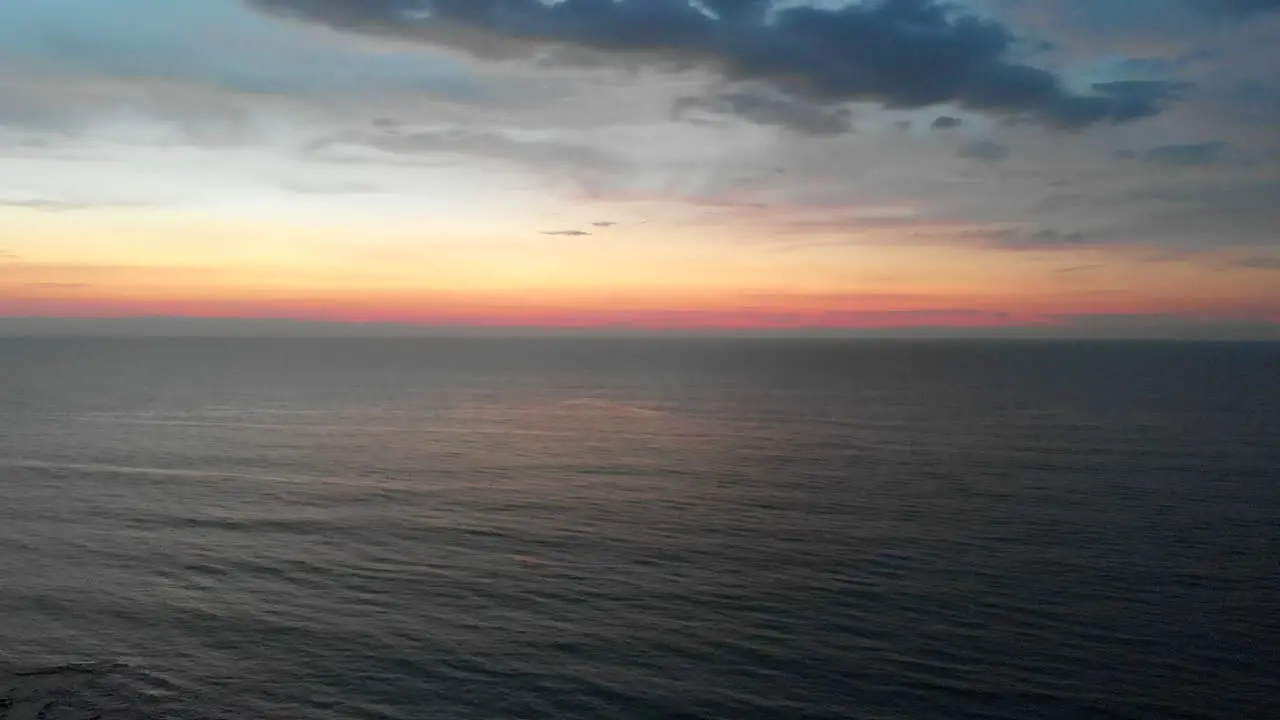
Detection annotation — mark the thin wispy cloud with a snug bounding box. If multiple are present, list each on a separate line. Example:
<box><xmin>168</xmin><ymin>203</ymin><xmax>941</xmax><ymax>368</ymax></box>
<box><xmin>0</xmin><ymin>198</ymin><xmax>148</xmax><ymax>212</ymax></box>
<box><xmin>1228</xmin><ymin>256</ymin><xmax>1280</xmax><ymax>269</ymax></box>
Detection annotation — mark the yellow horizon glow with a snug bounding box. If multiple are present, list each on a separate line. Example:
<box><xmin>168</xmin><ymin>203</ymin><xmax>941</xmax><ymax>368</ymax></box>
<box><xmin>3</xmin><ymin>200</ymin><xmax>1279</xmax><ymax>328</ymax></box>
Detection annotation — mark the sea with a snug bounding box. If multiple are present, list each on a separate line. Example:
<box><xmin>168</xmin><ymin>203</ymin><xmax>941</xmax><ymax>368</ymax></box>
<box><xmin>0</xmin><ymin>338</ymin><xmax>1276</xmax><ymax>720</ymax></box>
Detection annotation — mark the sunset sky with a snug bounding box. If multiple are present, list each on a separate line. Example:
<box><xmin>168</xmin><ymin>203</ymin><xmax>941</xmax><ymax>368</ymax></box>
<box><xmin>2</xmin><ymin>0</ymin><xmax>1279</xmax><ymax>336</ymax></box>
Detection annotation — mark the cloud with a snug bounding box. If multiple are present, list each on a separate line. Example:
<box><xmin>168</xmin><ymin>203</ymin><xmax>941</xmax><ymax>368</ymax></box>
<box><xmin>304</xmin><ymin>125</ymin><xmax>628</xmax><ymax>179</ymax></box>
<box><xmin>1129</xmin><ymin>179</ymin><xmax>1280</xmax><ymax>246</ymax></box>
<box><xmin>930</xmin><ymin>115</ymin><xmax>963</xmax><ymax>130</ymax></box>
<box><xmin>991</xmin><ymin>0</ymin><xmax>1278</xmax><ymax>48</ymax></box>
<box><xmin>1193</xmin><ymin>0</ymin><xmax>1280</xmax><ymax>17</ymax></box>
<box><xmin>0</xmin><ymin>69</ymin><xmax>292</xmax><ymax>151</ymax></box>
<box><xmin>0</xmin><ymin>199</ymin><xmax>96</xmax><ymax>212</ymax></box>
<box><xmin>591</xmin><ymin>221</ymin><xmax>618</xmax><ymax>228</ymax></box>
<box><xmin>1119</xmin><ymin>141</ymin><xmax>1234</xmax><ymax>167</ymax></box>
<box><xmin>813</xmin><ymin>308</ymin><xmax>1013</xmax><ymax>326</ymax></box>
<box><xmin>541</xmin><ymin>230</ymin><xmax>591</xmax><ymax>236</ymax></box>
<box><xmin>1205</xmin><ymin>78</ymin><xmax>1280</xmax><ymax>127</ymax></box>
<box><xmin>249</xmin><ymin>0</ymin><xmax>1187</xmax><ymax>129</ymax></box>
<box><xmin>1053</xmin><ymin>264</ymin><xmax>1105</xmax><ymax>273</ymax></box>
<box><xmin>1230</xmin><ymin>256</ymin><xmax>1280</xmax><ymax>269</ymax></box>
<box><xmin>673</xmin><ymin>90</ymin><xmax>853</xmax><ymax>135</ymax></box>
<box><xmin>0</xmin><ymin>198</ymin><xmax>147</xmax><ymax>212</ymax></box>
<box><xmin>279</xmin><ymin>180</ymin><xmax>384</xmax><ymax>195</ymax></box>
<box><xmin>970</xmin><ymin>226</ymin><xmax>1089</xmax><ymax>248</ymax></box>
<box><xmin>958</xmin><ymin>140</ymin><xmax>1009</xmax><ymax>163</ymax></box>
<box><xmin>1089</xmin><ymin>81</ymin><xmax>1192</xmax><ymax>113</ymax></box>
<box><xmin>27</xmin><ymin>282</ymin><xmax>93</xmax><ymax>289</ymax></box>
<box><xmin>1020</xmin><ymin>229</ymin><xmax>1088</xmax><ymax>246</ymax></box>
<box><xmin>1036</xmin><ymin>192</ymin><xmax>1086</xmax><ymax>212</ymax></box>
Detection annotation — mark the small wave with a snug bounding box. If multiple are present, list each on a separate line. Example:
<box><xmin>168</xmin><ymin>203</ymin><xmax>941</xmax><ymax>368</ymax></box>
<box><xmin>1</xmin><ymin>661</ymin><xmax>140</xmax><ymax>720</ymax></box>
<box><xmin>11</xmin><ymin>662</ymin><xmax>121</xmax><ymax>678</ymax></box>
<box><xmin>0</xmin><ymin>459</ymin><xmax>297</xmax><ymax>483</ymax></box>
<box><xmin>72</xmin><ymin>417</ymin><xmax>571</xmax><ymax>435</ymax></box>
<box><xmin>557</xmin><ymin>398</ymin><xmax>669</xmax><ymax>417</ymax></box>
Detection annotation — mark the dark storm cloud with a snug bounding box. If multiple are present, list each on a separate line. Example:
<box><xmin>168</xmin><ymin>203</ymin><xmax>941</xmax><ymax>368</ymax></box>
<box><xmin>249</xmin><ymin>0</ymin><xmax>1185</xmax><ymax>129</ymax></box>
<box><xmin>931</xmin><ymin>115</ymin><xmax>963</xmax><ymax>130</ymax></box>
<box><xmin>1119</xmin><ymin>141</ymin><xmax>1234</xmax><ymax>167</ymax></box>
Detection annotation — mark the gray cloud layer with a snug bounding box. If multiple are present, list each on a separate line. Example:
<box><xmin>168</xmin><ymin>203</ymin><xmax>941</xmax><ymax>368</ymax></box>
<box><xmin>1196</xmin><ymin>0</ymin><xmax>1280</xmax><ymax>16</ymax></box>
<box><xmin>673</xmin><ymin>90</ymin><xmax>853</xmax><ymax>135</ymax></box>
<box><xmin>958</xmin><ymin>140</ymin><xmax>1009</xmax><ymax>163</ymax></box>
<box><xmin>1119</xmin><ymin>142</ymin><xmax>1234</xmax><ymax>167</ymax></box>
<box><xmin>249</xmin><ymin>0</ymin><xmax>1186</xmax><ymax>130</ymax></box>
<box><xmin>304</xmin><ymin>124</ymin><xmax>627</xmax><ymax>179</ymax></box>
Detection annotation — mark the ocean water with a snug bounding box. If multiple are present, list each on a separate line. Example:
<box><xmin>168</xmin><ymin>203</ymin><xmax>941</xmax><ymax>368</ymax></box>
<box><xmin>0</xmin><ymin>338</ymin><xmax>1276</xmax><ymax>720</ymax></box>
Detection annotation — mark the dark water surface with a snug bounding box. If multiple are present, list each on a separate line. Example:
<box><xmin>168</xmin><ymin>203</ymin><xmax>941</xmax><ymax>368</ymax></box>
<box><xmin>1</xmin><ymin>339</ymin><xmax>1276</xmax><ymax>719</ymax></box>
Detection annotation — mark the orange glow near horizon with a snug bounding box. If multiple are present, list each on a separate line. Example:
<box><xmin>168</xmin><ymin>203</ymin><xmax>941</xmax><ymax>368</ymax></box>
<box><xmin>3</xmin><ymin>275</ymin><xmax>1278</xmax><ymax>330</ymax></box>
<box><xmin>3</xmin><ymin>194</ymin><xmax>1279</xmax><ymax>332</ymax></box>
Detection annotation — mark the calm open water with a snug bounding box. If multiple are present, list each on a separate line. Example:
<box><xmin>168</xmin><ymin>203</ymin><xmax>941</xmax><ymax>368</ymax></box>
<box><xmin>0</xmin><ymin>339</ymin><xmax>1276</xmax><ymax>720</ymax></box>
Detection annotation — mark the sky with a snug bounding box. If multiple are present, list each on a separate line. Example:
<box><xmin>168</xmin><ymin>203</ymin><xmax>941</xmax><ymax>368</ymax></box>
<box><xmin>1</xmin><ymin>0</ymin><xmax>1279</xmax><ymax>337</ymax></box>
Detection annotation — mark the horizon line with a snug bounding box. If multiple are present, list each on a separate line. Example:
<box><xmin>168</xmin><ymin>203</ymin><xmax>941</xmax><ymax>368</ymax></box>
<box><xmin>0</xmin><ymin>315</ymin><xmax>1278</xmax><ymax>341</ymax></box>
